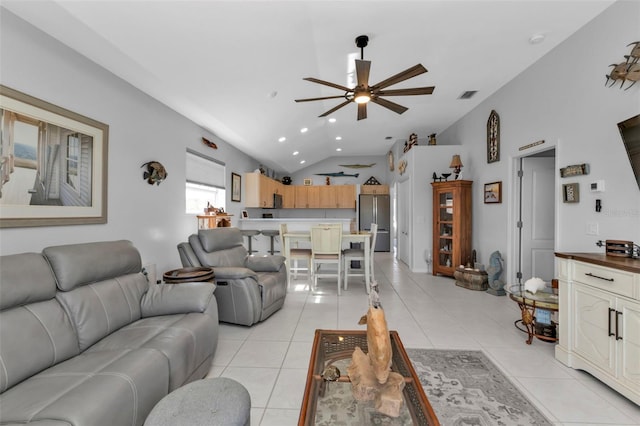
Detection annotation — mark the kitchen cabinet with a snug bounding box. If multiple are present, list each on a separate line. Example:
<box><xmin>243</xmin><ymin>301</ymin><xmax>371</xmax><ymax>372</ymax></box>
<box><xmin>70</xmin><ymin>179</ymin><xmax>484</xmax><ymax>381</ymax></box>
<box><xmin>431</xmin><ymin>180</ymin><xmax>472</xmax><ymax>277</ymax></box>
<box><xmin>244</xmin><ymin>172</ymin><xmax>281</xmax><ymax>208</ymax></box>
<box><xmin>335</xmin><ymin>185</ymin><xmax>356</xmax><ymax>209</ymax></box>
<box><xmin>294</xmin><ymin>185</ymin><xmax>319</xmax><ymax>208</ymax></box>
<box><xmin>360</xmin><ymin>184</ymin><xmax>389</xmax><ymax>195</ymax></box>
<box><xmin>281</xmin><ymin>185</ymin><xmax>295</xmax><ymax>208</ymax></box>
<box><xmin>555</xmin><ymin>253</ymin><xmax>640</xmax><ymax>405</ymax></box>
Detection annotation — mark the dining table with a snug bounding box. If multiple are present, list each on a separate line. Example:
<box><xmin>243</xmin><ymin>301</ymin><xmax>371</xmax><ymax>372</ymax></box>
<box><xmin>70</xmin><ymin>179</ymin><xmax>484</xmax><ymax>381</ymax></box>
<box><xmin>283</xmin><ymin>230</ymin><xmax>372</xmax><ymax>290</ymax></box>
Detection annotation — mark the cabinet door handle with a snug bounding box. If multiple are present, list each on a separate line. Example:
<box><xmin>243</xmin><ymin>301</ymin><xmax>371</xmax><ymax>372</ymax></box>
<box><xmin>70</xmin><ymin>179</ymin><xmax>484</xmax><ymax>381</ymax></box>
<box><xmin>585</xmin><ymin>272</ymin><xmax>614</xmax><ymax>282</ymax></box>
<box><xmin>615</xmin><ymin>311</ymin><xmax>623</xmax><ymax>341</ymax></box>
<box><xmin>608</xmin><ymin>308</ymin><xmax>615</xmax><ymax>337</ymax></box>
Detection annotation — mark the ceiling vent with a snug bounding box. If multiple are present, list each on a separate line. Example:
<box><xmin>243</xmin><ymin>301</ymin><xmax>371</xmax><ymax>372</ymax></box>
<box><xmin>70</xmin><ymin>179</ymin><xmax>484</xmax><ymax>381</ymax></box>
<box><xmin>458</xmin><ymin>90</ymin><xmax>478</xmax><ymax>99</ymax></box>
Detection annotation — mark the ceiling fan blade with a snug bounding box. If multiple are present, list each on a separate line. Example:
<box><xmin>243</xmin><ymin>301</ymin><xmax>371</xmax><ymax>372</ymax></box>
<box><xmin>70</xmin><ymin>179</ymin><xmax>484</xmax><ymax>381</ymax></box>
<box><xmin>303</xmin><ymin>77</ymin><xmax>351</xmax><ymax>92</ymax></box>
<box><xmin>377</xmin><ymin>86</ymin><xmax>435</xmax><ymax>96</ymax></box>
<box><xmin>371</xmin><ymin>64</ymin><xmax>428</xmax><ymax>91</ymax></box>
<box><xmin>295</xmin><ymin>95</ymin><xmax>347</xmax><ymax>103</ymax></box>
<box><xmin>355</xmin><ymin>59</ymin><xmax>371</xmax><ymax>87</ymax></box>
<box><xmin>319</xmin><ymin>99</ymin><xmax>352</xmax><ymax>117</ymax></box>
<box><xmin>370</xmin><ymin>97</ymin><xmax>408</xmax><ymax>115</ymax></box>
<box><xmin>357</xmin><ymin>103</ymin><xmax>367</xmax><ymax>121</ymax></box>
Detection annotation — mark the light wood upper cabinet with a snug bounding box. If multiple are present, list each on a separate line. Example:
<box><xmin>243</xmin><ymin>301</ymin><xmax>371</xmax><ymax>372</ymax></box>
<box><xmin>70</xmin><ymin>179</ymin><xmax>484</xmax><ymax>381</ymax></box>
<box><xmin>244</xmin><ymin>172</ymin><xmax>279</xmax><ymax>208</ymax></box>
<box><xmin>294</xmin><ymin>185</ymin><xmax>319</xmax><ymax>208</ymax></box>
<box><xmin>335</xmin><ymin>185</ymin><xmax>356</xmax><ymax>208</ymax></box>
<box><xmin>360</xmin><ymin>184</ymin><xmax>389</xmax><ymax>195</ymax></box>
<box><xmin>281</xmin><ymin>185</ymin><xmax>295</xmax><ymax>208</ymax></box>
<box><xmin>246</xmin><ymin>174</ymin><xmax>355</xmax><ymax>209</ymax></box>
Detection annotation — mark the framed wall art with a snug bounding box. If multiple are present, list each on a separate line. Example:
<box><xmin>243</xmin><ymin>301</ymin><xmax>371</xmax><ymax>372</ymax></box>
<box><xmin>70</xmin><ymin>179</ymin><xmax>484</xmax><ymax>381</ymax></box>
<box><xmin>231</xmin><ymin>172</ymin><xmax>241</xmax><ymax>202</ymax></box>
<box><xmin>487</xmin><ymin>110</ymin><xmax>500</xmax><ymax>163</ymax></box>
<box><xmin>0</xmin><ymin>85</ymin><xmax>109</xmax><ymax>228</ymax></box>
<box><xmin>303</xmin><ymin>178</ymin><xmax>312</xmax><ymax>186</ymax></box>
<box><xmin>563</xmin><ymin>183</ymin><xmax>580</xmax><ymax>203</ymax></box>
<box><xmin>484</xmin><ymin>181</ymin><xmax>502</xmax><ymax>204</ymax></box>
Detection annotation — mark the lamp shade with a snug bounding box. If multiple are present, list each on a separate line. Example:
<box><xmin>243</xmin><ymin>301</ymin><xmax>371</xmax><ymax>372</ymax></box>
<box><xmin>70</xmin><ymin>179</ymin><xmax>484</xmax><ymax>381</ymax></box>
<box><xmin>450</xmin><ymin>155</ymin><xmax>463</xmax><ymax>169</ymax></box>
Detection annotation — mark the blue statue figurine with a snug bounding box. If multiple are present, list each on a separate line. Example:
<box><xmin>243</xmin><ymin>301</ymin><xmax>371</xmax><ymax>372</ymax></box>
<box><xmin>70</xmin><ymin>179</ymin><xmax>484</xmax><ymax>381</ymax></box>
<box><xmin>486</xmin><ymin>251</ymin><xmax>506</xmax><ymax>296</ymax></box>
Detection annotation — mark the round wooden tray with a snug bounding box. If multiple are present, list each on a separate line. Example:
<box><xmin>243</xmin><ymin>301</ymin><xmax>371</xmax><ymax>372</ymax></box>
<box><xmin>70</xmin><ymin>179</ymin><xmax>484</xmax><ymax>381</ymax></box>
<box><xmin>163</xmin><ymin>267</ymin><xmax>214</xmax><ymax>284</ymax></box>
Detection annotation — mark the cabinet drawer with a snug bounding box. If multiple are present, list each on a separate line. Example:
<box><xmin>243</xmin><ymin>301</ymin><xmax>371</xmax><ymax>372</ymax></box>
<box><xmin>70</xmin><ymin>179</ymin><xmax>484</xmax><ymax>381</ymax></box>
<box><xmin>573</xmin><ymin>261</ymin><xmax>634</xmax><ymax>298</ymax></box>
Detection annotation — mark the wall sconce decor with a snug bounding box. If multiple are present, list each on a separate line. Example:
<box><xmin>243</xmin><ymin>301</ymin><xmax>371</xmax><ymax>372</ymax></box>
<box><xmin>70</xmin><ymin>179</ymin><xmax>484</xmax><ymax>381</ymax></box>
<box><xmin>487</xmin><ymin>110</ymin><xmax>500</xmax><ymax>163</ymax></box>
<box><xmin>141</xmin><ymin>161</ymin><xmax>168</xmax><ymax>185</ymax></box>
<box><xmin>606</xmin><ymin>41</ymin><xmax>640</xmax><ymax>90</ymax></box>
<box><xmin>450</xmin><ymin>155</ymin><xmax>463</xmax><ymax>179</ymax></box>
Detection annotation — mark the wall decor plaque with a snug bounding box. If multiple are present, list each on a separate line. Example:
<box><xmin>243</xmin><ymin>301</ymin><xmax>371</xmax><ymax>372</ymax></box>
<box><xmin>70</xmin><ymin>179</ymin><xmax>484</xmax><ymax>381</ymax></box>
<box><xmin>563</xmin><ymin>183</ymin><xmax>580</xmax><ymax>203</ymax></box>
<box><xmin>560</xmin><ymin>163</ymin><xmax>589</xmax><ymax>178</ymax></box>
<box><xmin>487</xmin><ymin>110</ymin><xmax>500</xmax><ymax>163</ymax></box>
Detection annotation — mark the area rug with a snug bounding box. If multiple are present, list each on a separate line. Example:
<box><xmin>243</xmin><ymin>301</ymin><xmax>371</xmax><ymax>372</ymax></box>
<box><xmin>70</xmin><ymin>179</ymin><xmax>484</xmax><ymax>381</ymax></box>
<box><xmin>406</xmin><ymin>348</ymin><xmax>551</xmax><ymax>426</ymax></box>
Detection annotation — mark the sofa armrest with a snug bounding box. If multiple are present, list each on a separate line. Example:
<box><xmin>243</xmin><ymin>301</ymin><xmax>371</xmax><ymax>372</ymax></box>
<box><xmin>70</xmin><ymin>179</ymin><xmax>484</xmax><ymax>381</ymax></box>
<box><xmin>245</xmin><ymin>255</ymin><xmax>285</xmax><ymax>272</ymax></box>
<box><xmin>213</xmin><ymin>266</ymin><xmax>257</xmax><ymax>279</ymax></box>
<box><xmin>141</xmin><ymin>282</ymin><xmax>215</xmax><ymax>317</ymax></box>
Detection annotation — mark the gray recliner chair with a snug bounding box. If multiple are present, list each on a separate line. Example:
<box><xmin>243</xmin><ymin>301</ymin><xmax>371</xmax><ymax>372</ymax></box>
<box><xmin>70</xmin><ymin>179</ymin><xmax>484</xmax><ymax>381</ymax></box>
<box><xmin>178</xmin><ymin>227</ymin><xmax>287</xmax><ymax>326</ymax></box>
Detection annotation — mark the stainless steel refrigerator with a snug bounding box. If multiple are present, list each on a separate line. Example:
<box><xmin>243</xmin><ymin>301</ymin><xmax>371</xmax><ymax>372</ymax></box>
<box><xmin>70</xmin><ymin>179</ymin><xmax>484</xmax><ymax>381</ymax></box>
<box><xmin>359</xmin><ymin>194</ymin><xmax>390</xmax><ymax>252</ymax></box>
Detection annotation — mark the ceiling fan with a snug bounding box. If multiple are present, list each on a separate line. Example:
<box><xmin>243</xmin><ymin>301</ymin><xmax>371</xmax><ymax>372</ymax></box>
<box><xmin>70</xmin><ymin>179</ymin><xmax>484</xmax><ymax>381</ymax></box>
<box><xmin>295</xmin><ymin>35</ymin><xmax>435</xmax><ymax>121</ymax></box>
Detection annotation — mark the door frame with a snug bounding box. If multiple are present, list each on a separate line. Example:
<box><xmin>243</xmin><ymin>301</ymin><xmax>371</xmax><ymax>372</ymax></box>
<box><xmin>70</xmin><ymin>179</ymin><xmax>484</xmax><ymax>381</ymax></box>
<box><xmin>508</xmin><ymin>143</ymin><xmax>559</xmax><ymax>287</ymax></box>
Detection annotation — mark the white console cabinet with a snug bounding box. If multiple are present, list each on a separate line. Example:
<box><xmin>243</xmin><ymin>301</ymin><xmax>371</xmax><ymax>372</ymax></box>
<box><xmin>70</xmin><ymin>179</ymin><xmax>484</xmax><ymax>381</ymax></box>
<box><xmin>555</xmin><ymin>253</ymin><xmax>640</xmax><ymax>405</ymax></box>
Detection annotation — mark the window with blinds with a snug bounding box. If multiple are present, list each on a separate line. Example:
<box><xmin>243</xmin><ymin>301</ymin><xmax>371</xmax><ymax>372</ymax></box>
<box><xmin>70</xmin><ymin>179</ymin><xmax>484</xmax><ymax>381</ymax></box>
<box><xmin>185</xmin><ymin>149</ymin><xmax>225</xmax><ymax>214</ymax></box>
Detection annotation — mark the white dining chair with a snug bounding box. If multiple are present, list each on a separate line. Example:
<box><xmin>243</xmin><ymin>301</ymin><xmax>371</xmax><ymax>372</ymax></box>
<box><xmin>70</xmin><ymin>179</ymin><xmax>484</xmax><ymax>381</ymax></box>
<box><xmin>279</xmin><ymin>223</ymin><xmax>311</xmax><ymax>289</ymax></box>
<box><xmin>343</xmin><ymin>223</ymin><xmax>378</xmax><ymax>294</ymax></box>
<box><xmin>310</xmin><ymin>225</ymin><xmax>343</xmax><ymax>295</ymax></box>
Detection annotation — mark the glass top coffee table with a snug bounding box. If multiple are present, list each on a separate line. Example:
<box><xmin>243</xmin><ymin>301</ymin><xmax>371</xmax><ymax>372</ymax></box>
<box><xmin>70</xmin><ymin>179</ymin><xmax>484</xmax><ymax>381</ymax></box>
<box><xmin>298</xmin><ymin>329</ymin><xmax>440</xmax><ymax>425</ymax></box>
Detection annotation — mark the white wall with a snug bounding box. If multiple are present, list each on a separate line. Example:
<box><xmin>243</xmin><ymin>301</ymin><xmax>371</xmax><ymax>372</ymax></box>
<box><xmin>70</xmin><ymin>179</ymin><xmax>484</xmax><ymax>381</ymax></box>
<box><xmin>439</xmin><ymin>0</ymin><xmax>640</xmax><ymax>283</ymax></box>
<box><xmin>0</xmin><ymin>10</ymin><xmax>259</xmax><ymax>275</ymax></box>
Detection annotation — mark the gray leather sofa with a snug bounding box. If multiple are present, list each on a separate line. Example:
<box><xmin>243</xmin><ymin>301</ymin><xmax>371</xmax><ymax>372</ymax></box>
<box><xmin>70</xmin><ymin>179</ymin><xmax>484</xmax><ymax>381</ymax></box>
<box><xmin>0</xmin><ymin>240</ymin><xmax>219</xmax><ymax>426</ymax></box>
<box><xmin>178</xmin><ymin>227</ymin><xmax>287</xmax><ymax>326</ymax></box>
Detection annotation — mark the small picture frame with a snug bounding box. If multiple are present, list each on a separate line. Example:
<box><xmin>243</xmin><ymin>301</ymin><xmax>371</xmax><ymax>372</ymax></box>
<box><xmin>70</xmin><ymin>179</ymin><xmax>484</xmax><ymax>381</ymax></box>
<box><xmin>563</xmin><ymin>183</ymin><xmax>580</xmax><ymax>203</ymax></box>
<box><xmin>231</xmin><ymin>172</ymin><xmax>241</xmax><ymax>202</ymax></box>
<box><xmin>303</xmin><ymin>178</ymin><xmax>312</xmax><ymax>186</ymax></box>
<box><xmin>241</xmin><ymin>210</ymin><xmax>248</xmax><ymax>218</ymax></box>
<box><xmin>484</xmin><ymin>181</ymin><xmax>502</xmax><ymax>204</ymax></box>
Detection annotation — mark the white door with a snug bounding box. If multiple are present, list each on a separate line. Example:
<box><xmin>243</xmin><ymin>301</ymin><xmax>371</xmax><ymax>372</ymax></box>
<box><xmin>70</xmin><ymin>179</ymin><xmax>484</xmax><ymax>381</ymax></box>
<box><xmin>520</xmin><ymin>156</ymin><xmax>555</xmax><ymax>282</ymax></box>
<box><xmin>397</xmin><ymin>179</ymin><xmax>411</xmax><ymax>266</ymax></box>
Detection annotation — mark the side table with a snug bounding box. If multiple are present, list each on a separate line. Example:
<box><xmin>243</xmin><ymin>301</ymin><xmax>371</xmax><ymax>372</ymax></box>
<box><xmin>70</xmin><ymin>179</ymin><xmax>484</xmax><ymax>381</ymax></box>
<box><xmin>163</xmin><ymin>267</ymin><xmax>214</xmax><ymax>284</ymax></box>
<box><xmin>507</xmin><ymin>285</ymin><xmax>559</xmax><ymax>345</ymax></box>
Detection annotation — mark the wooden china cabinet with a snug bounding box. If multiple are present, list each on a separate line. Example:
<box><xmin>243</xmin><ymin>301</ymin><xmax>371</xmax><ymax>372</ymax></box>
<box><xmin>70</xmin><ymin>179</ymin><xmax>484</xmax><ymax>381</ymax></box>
<box><xmin>431</xmin><ymin>180</ymin><xmax>472</xmax><ymax>277</ymax></box>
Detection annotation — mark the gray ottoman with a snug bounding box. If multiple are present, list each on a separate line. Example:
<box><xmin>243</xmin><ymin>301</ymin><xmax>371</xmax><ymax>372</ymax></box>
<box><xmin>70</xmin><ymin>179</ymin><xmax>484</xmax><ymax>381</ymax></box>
<box><xmin>144</xmin><ymin>378</ymin><xmax>251</xmax><ymax>426</ymax></box>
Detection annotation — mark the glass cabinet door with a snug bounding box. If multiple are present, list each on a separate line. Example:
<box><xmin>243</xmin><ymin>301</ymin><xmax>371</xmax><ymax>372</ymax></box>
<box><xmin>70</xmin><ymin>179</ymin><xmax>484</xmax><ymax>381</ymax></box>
<box><xmin>437</xmin><ymin>190</ymin><xmax>454</xmax><ymax>268</ymax></box>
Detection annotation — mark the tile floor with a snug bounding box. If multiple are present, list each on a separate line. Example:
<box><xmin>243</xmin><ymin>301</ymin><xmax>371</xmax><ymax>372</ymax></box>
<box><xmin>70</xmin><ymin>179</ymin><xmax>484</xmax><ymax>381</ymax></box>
<box><xmin>206</xmin><ymin>252</ymin><xmax>640</xmax><ymax>425</ymax></box>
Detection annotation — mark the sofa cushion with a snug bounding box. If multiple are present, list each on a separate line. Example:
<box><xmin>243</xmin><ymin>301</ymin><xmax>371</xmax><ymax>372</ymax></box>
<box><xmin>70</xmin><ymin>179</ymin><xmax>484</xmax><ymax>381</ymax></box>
<box><xmin>86</xmin><ymin>310</ymin><xmax>218</xmax><ymax>391</ymax></box>
<box><xmin>43</xmin><ymin>240</ymin><xmax>142</xmax><ymax>291</ymax></box>
<box><xmin>0</xmin><ymin>253</ymin><xmax>79</xmax><ymax>393</ymax></box>
<box><xmin>56</xmin><ymin>272</ymin><xmax>149</xmax><ymax>352</ymax></box>
<box><xmin>0</xmin><ymin>348</ymin><xmax>168</xmax><ymax>426</ymax></box>
<box><xmin>0</xmin><ymin>252</ymin><xmax>56</xmax><ymax>310</ymax></box>
<box><xmin>198</xmin><ymin>228</ymin><xmax>244</xmax><ymax>252</ymax></box>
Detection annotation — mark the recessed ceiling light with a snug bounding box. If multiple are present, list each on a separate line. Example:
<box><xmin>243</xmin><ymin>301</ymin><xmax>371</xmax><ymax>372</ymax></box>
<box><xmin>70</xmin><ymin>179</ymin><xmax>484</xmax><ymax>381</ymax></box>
<box><xmin>278</xmin><ymin>137</ymin><xmax>286</xmax><ymax>142</ymax></box>
<box><xmin>300</xmin><ymin>160</ymin><xmax>306</xmax><ymax>164</ymax></box>
<box><xmin>529</xmin><ymin>34</ymin><xmax>545</xmax><ymax>44</ymax></box>
<box><xmin>300</xmin><ymin>127</ymin><xmax>308</xmax><ymax>133</ymax></box>
<box><xmin>336</xmin><ymin>148</ymin><xmax>342</xmax><ymax>152</ymax></box>
<box><xmin>328</xmin><ymin>118</ymin><xmax>337</xmax><ymax>123</ymax></box>
<box><xmin>335</xmin><ymin>136</ymin><xmax>342</xmax><ymax>141</ymax></box>
<box><xmin>293</xmin><ymin>151</ymin><xmax>299</xmax><ymax>156</ymax></box>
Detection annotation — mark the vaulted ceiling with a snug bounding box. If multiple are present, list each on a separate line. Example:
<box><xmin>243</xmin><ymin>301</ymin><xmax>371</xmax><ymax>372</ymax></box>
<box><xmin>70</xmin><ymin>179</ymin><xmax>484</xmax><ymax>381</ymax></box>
<box><xmin>3</xmin><ymin>0</ymin><xmax>614</xmax><ymax>173</ymax></box>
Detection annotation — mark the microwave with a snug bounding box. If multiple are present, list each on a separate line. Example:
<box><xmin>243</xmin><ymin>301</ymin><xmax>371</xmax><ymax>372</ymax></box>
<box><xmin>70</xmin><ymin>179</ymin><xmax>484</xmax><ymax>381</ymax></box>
<box><xmin>273</xmin><ymin>193</ymin><xmax>283</xmax><ymax>209</ymax></box>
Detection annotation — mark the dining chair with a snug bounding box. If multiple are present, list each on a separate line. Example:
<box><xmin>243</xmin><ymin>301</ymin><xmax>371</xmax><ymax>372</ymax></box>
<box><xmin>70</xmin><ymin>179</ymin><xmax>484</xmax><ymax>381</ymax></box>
<box><xmin>279</xmin><ymin>223</ymin><xmax>312</xmax><ymax>289</ymax></box>
<box><xmin>310</xmin><ymin>225</ymin><xmax>343</xmax><ymax>295</ymax></box>
<box><xmin>343</xmin><ymin>223</ymin><xmax>378</xmax><ymax>294</ymax></box>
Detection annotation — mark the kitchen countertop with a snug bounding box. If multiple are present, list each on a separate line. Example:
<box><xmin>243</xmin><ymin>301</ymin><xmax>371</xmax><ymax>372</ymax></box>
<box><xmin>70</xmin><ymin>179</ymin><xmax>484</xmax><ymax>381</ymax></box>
<box><xmin>555</xmin><ymin>252</ymin><xmax>640</xmax><ymax>274</ymax></box>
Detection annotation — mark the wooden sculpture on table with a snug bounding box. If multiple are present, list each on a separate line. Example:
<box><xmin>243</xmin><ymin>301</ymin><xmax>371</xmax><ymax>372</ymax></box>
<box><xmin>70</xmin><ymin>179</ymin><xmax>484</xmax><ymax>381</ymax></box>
<box><xmin>347</xmin><ymin>285</ymin><xmax>405</xmax><ymax>417</ymax></box>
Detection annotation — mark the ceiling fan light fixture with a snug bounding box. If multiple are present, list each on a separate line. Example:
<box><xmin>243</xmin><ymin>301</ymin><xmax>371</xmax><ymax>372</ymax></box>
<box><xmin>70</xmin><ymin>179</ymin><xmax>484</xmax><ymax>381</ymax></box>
<box><xmin>354</xmin><ymin>89</ymin><xmax>371</xmax><ymax>104</ymax></box>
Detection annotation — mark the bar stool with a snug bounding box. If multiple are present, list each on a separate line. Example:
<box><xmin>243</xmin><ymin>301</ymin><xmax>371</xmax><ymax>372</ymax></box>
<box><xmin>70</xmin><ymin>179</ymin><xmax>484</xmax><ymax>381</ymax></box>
<box><xmin>240</xmin><ymin>229</ymin><xmax>260</xmax><ymax>254</ymax></box>
<box><xmin>260</xmin><ymin>229</ymin><xmax>280</xmax><ymax>255</ymax></box>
